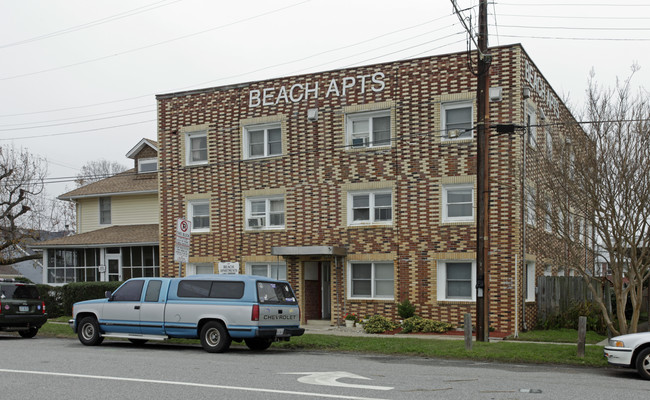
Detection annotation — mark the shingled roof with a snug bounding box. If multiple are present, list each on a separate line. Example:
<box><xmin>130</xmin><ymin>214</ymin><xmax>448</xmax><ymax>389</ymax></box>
<box><xmin>31</xmin><ymin>224</ymin><xmax>159</xmax><ymax>248</ymax></box>
<box><xmin>59</xmin><ymin>169</ymin><xmax>158</xmax><ymax>200</ymax></box>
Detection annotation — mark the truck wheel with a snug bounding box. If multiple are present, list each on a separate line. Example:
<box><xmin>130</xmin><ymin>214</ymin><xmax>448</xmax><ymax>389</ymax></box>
<box><xmin>200</xmin><ymin>321</ymin><xmax>231</xmax><ymax>353</ymax></box>
<box><xmin>636</xmin><ymin>348</ymin><xmax>650</xmax><ymax>380</ymax></box>
<box><xmin>18</xmin><ymin>327</ymin><xmax>38</xmax><ymax>338</ymax></box>
<box><xmin>245</xmin><ymin>338</ymin><xmax>273</xmax><ymax>351</ymax></box>
<box><xmin>78</xmin><ymin>317</ymin><xmax>104</xmax><ymax>346</ymax></box>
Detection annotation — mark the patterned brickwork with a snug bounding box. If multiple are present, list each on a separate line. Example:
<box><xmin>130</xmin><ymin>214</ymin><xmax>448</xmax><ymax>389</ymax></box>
<box><xmin>156</xmin><ymin>44</ymin><xmax>587</xmax><ymax>334</ymax></box>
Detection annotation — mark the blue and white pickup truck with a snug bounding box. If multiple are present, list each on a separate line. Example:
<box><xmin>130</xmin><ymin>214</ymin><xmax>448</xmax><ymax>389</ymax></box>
<box><xmin>69</xmin><ymin>274</ymin><xmax>304</xmax><ymax>353</ymax></box>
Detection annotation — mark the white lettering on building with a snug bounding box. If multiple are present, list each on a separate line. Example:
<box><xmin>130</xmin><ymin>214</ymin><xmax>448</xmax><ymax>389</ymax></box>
<box><xmin>249</xmin><ymin>72</ymin><xmax>386</xmax><ymax>107</ymax></box>
<box><xmin>524</xmin><ymin>60</ymin><xmax>560</xmax><ymax>118</ymax></box>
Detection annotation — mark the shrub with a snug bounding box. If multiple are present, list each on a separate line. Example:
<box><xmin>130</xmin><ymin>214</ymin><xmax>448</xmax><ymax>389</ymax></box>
<box><xmin>536</xmin><ymin>301</ymin><xmax>607</xmax><ymax>334</ymax></box>
<box><xmin>363</xmin><ymin>315</ymin><xmax>398</xmax><ymax>334</ymax></box>
<box><xmin>36</xmin><ymin>284</ymin><xmax>65</xmax><ymax>318</ymax></box>
<box><xmin>401</xmin><ymin>316</ymin><xmax>454</xmax><ymax>334</ymax></box>
<box><xmin>397</xmin><ymin>299</ymin><xmax>416</xmax><ymax>319</ymax></box>
<box><xmin>62</xmin><ymin>281</ymin><xmax>123</xmax><ymax>315</ymax></box>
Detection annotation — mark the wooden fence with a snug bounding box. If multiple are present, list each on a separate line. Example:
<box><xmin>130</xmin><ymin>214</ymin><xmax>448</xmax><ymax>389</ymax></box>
<box><xmin>536</xmin><ymin>276</ymin><xmax>603</xmax><ymax>321</ymax></box>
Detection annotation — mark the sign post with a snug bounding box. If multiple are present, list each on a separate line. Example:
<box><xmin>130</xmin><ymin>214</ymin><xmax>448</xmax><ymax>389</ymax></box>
<box><xmin>174</xmin><ymin>218</ymin><xmax>191</xmax><ymax>277</ymax></box>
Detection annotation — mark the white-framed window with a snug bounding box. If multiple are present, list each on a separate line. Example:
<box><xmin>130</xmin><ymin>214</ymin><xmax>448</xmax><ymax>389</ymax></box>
<box><xmin>348</xmin><ymin>261</ymin><xmax>394</xmax><ymax>300</ymax></box>
<box><xmin>526</xmin><ymin>106</ymin><xmax>537</xmax><ymax>148</ymax></box>
<box><xmin>138</xmin><ymin>158</ymin><xmax>158</xmax><ymax>173</ymax></box>
<box><xmin>557</xmin><ymin>266</ymin><xmax>565</xmax><ymax>276</ymax></box>
<box><xmin>346</xmin><ymin>110</ymin><xmax>391</xmax><ymax>148</ymax></box>
<box><xmin>188</xmin><ymin>200</ymin><xmax>210</xmax><ymax>233</ymax></box>
<box><xmin>545</xmin><ymin>126</ymin><xmax>553</xmax><ymax>158</ymax></box>
<box><xmin>185</xmin><ymin>130</ymin><xmax>208</xmax><ymax>166</ymax></box>
<box><xmin>437</xmin><ymin>260</ymin><xmax>476</xmax><ymax>301</ymax></box>
<box><xmin>348</xmin><ymin>190</ymin><xmax>392</xmax><ymax>226</ymax></box>
<box><xmin>442</xmin><ymin>184</ymin><xmax>474</xmax><ymax>223</ymax></box>
<box><xmin>525</xmin><ymin>262</ymin><xmax>536</xmax><ymax>302</ymax></box>
<box><xmin>526</xmin><ymin>187</ymin><xmax>536</xmax><ymax>227</ymax></box>
<box><xmin>99</xmin><ymin>197</ymin><xmax>111</xmax><ymax>225</ymax></box>
<box><xmin>246</xmin><ymin>262</ymin><xmax>287</xmax><ymax>280</ymax></box>
<box><xmin>187</xmin><ymin>263</ymin><xmax>214</xmax><ymax>275</ymax></box>
<box><xmin>246</xmin><ymin>196</ymin><xmax>285</xmax><ymax>229</ymax></box>
<box><xmin>442</xmin><ymin>102</ymin><xmax>473</xmax><ymax>140</ymax></box>
<box><xmin>243</xmin><ymin>123</ymin><xmax>282</xmax><ymax>159</ymax></box>
<box><xmin>543</xmin><ymin>264</ymin><xmax>552</xmax><ymax>276</ymax></box>
<box><xmin>544</xmin><ymin>199</ymin><xmax>552</xmax><ymax>233</ymax></box>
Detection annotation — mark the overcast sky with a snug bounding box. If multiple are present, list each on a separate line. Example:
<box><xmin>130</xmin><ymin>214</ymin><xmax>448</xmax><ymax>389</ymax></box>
<box><xmin>1</xmin><ymin>0</ymin><xmax>649</xmax><ymax>199</ymax></box>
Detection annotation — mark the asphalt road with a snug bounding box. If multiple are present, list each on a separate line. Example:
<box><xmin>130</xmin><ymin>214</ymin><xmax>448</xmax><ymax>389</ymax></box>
<box><xmin>1</xmin><ymin>334</ymin><xmax>649</xmax><ymax>400</ymax></box>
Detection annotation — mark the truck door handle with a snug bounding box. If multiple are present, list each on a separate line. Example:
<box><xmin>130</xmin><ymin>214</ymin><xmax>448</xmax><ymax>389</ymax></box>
<box><xmin>134</xmin><ymin>306</ymin><xmax>140</xmax><ymax>310</ymax></box>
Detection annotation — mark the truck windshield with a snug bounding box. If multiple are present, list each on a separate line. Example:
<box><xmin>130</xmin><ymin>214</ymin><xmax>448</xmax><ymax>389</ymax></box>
<box><xmin>257</xmin><ymin>281</ymin><xmax>297</xmax><ymax>305</ymax></box>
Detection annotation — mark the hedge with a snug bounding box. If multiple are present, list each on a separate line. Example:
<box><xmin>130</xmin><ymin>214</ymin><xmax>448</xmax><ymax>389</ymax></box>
<box><xmin>62</xmin><ymin>281</ymin><xmax>124</xmax><ymax>315</ymax></box>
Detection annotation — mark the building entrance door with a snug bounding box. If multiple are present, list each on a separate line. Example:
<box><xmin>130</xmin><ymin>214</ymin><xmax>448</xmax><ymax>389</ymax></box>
<box><xmin>106</xmin><ymin>254</ymin><xmax>121</xmax><ymax>281</ymax></box>
<box><xmin>304</xmin><ymin>261</ymin><xmax>331</xmax><ymax>321</ymax></box>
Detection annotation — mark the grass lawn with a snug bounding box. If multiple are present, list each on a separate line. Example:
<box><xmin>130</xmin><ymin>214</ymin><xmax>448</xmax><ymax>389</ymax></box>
<box><xmin>505</xmin><ymin>328</ymin><xmax>608</xmax><ymax>344</ymax></box>
<box><xmin>40</xmin><ymin>319</ymin><xmax>608</xmax><ymax>368</ymax></box>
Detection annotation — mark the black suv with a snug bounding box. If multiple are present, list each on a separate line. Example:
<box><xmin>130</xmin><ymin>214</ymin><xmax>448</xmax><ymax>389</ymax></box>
<box><xmin>0</xmin><ymin>279</ymin><xmax>47</xmax><ymax>338</ymax></box>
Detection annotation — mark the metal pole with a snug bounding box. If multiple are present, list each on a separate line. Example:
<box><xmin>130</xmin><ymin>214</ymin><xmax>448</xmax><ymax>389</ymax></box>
<box><xmin>476</xmin><ymin>0</ymin><xmax>490</xmax><ymax>342</ymax></box>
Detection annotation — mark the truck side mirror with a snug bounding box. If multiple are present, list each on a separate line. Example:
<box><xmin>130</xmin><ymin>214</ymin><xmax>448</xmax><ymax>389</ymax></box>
<box><xmin>105</xmin><ymin>290</ymin><xmax>113</xmax><ymax>300</ymax></box>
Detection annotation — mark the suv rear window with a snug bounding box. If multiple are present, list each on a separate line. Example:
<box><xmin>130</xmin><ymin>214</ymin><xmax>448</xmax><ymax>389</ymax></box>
<box><xmin>257</xmin><ymin>281</ymin><xmax>297</xmax><ymax>304</ymax></box>
<box><xmin>0</xmin><ymin>284</ymin><xmax>40</xmax><ymax>300</ymax></box>
<box><xmin>178</xmin><ymin>280</ymin><xmax>244</xmax><ymax>299</ymax></box>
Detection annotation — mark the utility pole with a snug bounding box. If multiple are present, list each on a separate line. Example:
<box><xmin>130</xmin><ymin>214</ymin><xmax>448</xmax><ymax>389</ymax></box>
<box><xmin>476</xmin><ymin>0</ymin><xmax>490</xmax><ymax>342</ymax></box>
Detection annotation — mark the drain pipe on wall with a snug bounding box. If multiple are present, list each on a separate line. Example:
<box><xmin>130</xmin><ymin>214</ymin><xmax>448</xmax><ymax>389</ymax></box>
<box><xmin>514</xmin><ymin>254</ymin><xmax>519</xmax><ymax>338</ymax></box>
<box><xmin>521</xmin><ymin>117</ymin><xmax>528</xmax><ymax>332</ymax></box>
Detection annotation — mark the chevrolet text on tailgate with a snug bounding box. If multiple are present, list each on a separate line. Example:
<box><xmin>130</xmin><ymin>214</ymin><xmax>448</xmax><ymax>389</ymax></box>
<box><xmin>69</xmin><ymin>274</ymin><xmax>304</xmax><ymax>353</ymax></box>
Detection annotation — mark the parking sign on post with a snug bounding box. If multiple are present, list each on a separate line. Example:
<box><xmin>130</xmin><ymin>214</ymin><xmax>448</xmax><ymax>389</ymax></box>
<box><xmin>174</xmin><ymin>218</ymin><xmax>191</xmax><ymax>267</ymax></box>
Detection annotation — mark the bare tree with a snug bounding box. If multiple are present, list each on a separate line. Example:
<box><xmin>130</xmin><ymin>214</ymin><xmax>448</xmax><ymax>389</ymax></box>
<box><xmin>0</xmin><ymin>145</ymin><xmax>48</xmax><ymax>265</ymax></box>
<box><xmin>75</xmin><ymin>159</ymin><xmax>128</xmax><ymax>187</ymax></box>
<box><xmin>535</xmin><ymin>67</ymin><xmax>650</xmax><ymax>335</ymax></box>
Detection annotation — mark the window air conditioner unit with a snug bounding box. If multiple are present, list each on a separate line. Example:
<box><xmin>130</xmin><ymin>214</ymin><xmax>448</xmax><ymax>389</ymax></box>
<box><xmin>447</xmin><ymin>129</ymin><xmax>461</xmax><ymax>139</ymax></box>
<box><xmin>352</xmin><ymin>137</ymin><xmax>368</xmax><ymax>147</ymax></box>
<box><xmin>247</xmin><ymin>217</ymin><xmax>264</xmax><ymax>228</ymax></box>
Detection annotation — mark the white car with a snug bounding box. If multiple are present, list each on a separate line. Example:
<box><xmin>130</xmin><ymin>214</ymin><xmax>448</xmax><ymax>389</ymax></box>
<box><xmin>604</xmin><ymin>332</ymin><xmax>650</xmax><ymax>380</ymax></box>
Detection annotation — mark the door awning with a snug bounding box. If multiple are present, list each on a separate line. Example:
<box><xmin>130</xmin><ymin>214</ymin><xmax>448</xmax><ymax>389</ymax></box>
<box><xmin>271</xmin><ymin>246</ymin><xmax>347</xmax><ymax>256</ymax></box>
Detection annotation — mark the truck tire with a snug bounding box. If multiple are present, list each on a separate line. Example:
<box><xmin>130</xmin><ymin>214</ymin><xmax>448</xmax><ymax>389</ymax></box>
<box><xmin>245</xmin><ymin>338</ymin><xmax>273</xmax><ymax>351</ymax></box>
<box><xmin>636</xmin><ymin>347</ymin><xmax>650</xmax><ymax>380</ymax></box>
<box><xmin>18</xmin><ymin>327</ymin><xmax>38</xmax><ymax>338</ymax></box>
<box><xmin>78</xmin><ymin>317</ymin><xmax>104</xmax><ymax>346</ymax></box>
<box><xmin>200</xmin><ymin>321</ymin><xmax>231</xmax><ymax>353</ymax></box>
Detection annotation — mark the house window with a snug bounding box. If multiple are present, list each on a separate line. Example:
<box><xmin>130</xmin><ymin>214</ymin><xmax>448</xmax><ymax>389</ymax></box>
<box><xmin>526</xmin><ymin>106</ymin><xmax>537</xmax><ymax>148</ymax></box>
<box><xmin>246</xmin><ymin>262</ymin><xmax>287</xmax><ymax>280</ymax></box>
<box><xmin>442</xmin><ymin>184</ymin><xmax>474</xmax><ymax>223</ymax></box>
<box><xmin>346</xmin><ymin>110</ymin><xmax>391</xmax><ymax>148</ymax></box>
<box><xmin>188</xmin><ymin>200</ymin><xmax>210</xmax><ymax>233</ymax></box>
<box><xmin>545</xmin><ymin>126</ymin><xmax>553</xmax><ymax>158</ymax></box>
<box><xmin>244</xmin><ymin>123</ymin><xmax>282</xmax><ymax>159</ymax></box>
<box><xmin>442</xmin><ymin>102</ymin><xmax>473</xmax><ymax>140</ymax></box>
<box><xmin>525</xmin><ymin>262</ymin><xmax>536</xmax><ymax>302</ymax></box>
<box><xmin>348</xmin><ymin>191</ymin><xmax>392</xmax><ymax>225</ymax></box>
<box><xmin>437</xmin><ymin>260</ymin><xmax>476</xmax><ymax>301</ymax></box>
<box><xmin>526</xmin><ymin>187</ymin><xmax>536</xmax><ymax>227</ymax></box>
<box><xmin>185</xmin><ymin>130</ymin><xmax>208</xmax><ymax>165</ymax></box>
<box><xmin>138</xmin><ymin>158</ymin><xmax>157</xmax><ymax>173</ymax></box>
<box><xmin>348</xmin><ymin>262</ymin><xmax>394</xmax><ymax>300</ymax></box>
<box><xmin>544</xmin><ymin>264</ymin><xmax>552</xmax><ymax>276</ymax></box>
<box><xmin>99</xmin><ymin>197</ymin><xmax>111</xmax><ymax>225</ymax></box>
<box><xmin>187</xmin><ymin>263</ymin><xmax>214</xmax><ymax>275</ymax></box>
<box><xmin>246</xmin><ymin>196</ymin><xmax>285</xmax><ymax>229</ymax></box>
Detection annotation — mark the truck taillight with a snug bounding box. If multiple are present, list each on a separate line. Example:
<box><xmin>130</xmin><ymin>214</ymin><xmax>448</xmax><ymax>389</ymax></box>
<box><xmin>42</xmin><ymin>301</ymin><xmax>46</xmax><ymax>314</ymax></box>
<box><xmin>252</xmin><ymin>304</ymin><xmax>259</xmax><ymax>321</ymax></box>
<box><xmin>0</xmin><ymin>300</ymin><xmax>2</xmax><ymax>314</ymax></box>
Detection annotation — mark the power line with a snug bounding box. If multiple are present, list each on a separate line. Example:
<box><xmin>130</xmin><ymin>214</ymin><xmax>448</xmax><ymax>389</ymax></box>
<box><xmin>0</xmin><ymin>120</ymin><xmax>155</xmax><ymax>141</ymax></box>
<box><xmin>0</xmin><ymin>110</ymin><xmax>153</xmax><ymax>131</ymax></box>
<box><xmin>0</xmin><ymin>0</ymin><xmax>183</xmax><ymax>49</ymax></box>
<box><xmin>0</xmin><ymin>105</ymin><xmax>153</xmax><ymax>127</ymax></box>
<box><xmin>0</xmin><ymin>0</ymin><xmax>314</xmax><ymax>82</ymax></box>
<box><xmin>497</xmin><ymin>13</ymin><xmax>650</xmax><ymax>20</ymax></box>
<box><xmin>497</xmin><ymin>34</ymin><xmax>650</xmax><ymax>41</ymax></box>
<box><xmin>497</xmin><ymin>24</ymin><xmax>650</xmax><ymax>31</ymax></box>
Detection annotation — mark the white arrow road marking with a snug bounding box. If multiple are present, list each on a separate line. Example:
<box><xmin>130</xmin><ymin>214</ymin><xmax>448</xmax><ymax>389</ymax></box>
<box><xmin>283</xmin><ymin>371</ymin><xmax>394</xmax><ymax>391</ymax></box>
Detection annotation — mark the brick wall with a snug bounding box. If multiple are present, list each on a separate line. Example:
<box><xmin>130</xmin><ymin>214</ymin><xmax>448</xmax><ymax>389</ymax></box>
<box><xmin>156</xmin><ymin>44</ymin><xmax>587</xmax><ymax>334</ymax></box>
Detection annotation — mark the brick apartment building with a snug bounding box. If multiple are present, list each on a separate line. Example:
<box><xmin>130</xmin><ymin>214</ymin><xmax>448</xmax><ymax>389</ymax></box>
<box><xmin>155</xmin><ymin>44</ymin><xmax>587</xmax><ymax>334</ymax></box>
